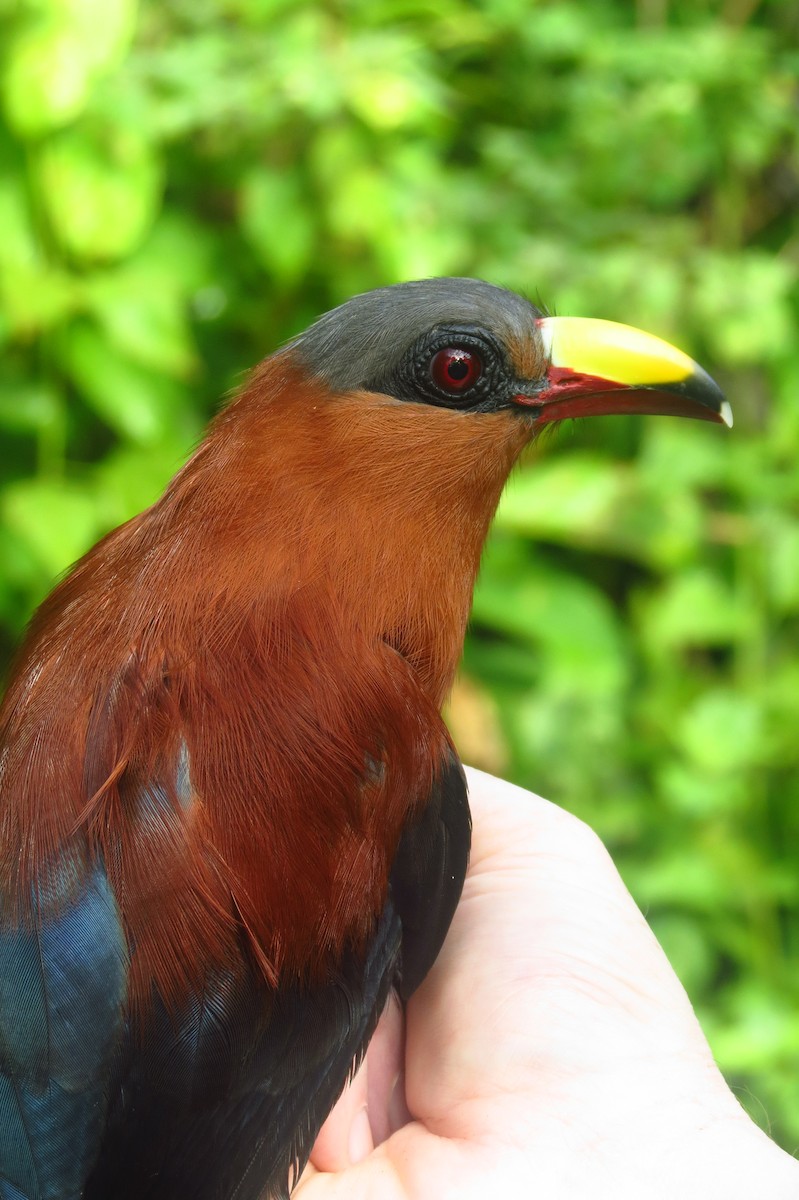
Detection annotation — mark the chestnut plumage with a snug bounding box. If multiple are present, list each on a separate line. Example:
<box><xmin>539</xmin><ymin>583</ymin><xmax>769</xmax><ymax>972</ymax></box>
<box><xmin>0</xmin><ymin>278</ymin><xmax>728</xmax><ymax>1200</ymax></box>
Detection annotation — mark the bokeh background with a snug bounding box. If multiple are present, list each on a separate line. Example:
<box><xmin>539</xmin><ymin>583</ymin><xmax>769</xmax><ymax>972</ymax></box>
<box><xmin>1</xmin><ymin>0</ymin><xmax>798</xmax><ymax>1150</ymax></box>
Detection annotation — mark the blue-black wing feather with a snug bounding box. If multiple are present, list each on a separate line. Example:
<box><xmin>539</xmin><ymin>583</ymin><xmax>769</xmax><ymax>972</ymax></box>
<box><xmin>85</xmin><ymin>904</ymin><xmax>401</xmax><ymax>1200</ymax></box>
<box><xmin>0</xmin><ymin>865</ymin><xmax>127</xmax><ymax>1200</ymax></box>
<box><xmin>0</xmin><ymin>754</ymin><xmax>469</xmax><ymax>1200</ymax></box>
<box><xmin>390</xmin><ymin>749</ymin><xmax>470</xmax><ymax>1000</ymax></box>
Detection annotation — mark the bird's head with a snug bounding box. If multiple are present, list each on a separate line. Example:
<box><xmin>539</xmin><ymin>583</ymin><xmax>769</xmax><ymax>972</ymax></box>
<box><xmin>202</xmin><ymin>277</ymin><xmax>722</xmax><ymax>698</ymax></box>
<box><xmin>179</xmin><ymin>278</ymin><xmax>730</xmax><ymax>702</ymax></box>
<box><xmin>287</xmin><ymin>276</ymin><xmax>731</xmax><ymax>431</ymax></box>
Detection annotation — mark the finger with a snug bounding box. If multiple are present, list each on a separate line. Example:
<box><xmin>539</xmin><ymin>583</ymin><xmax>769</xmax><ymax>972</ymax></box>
<box><xmin>365</xmin><ymin>993</ymin><xmax>411</xmax><ymax>1144</ymax></box>
<box><xmin>296</xmin><ymin>1124</ymin><xmax>445</xmax><ymax>1200</ymax></box>
<box><xmin>309</xmin><ymin>1057</ymin><xmax>372</xmax><ymax>1172</ymax></box>
<box><xmin>309</xmin><ymin>994</ymin><xmax>410</xmax><ymax>1173</ymax></box>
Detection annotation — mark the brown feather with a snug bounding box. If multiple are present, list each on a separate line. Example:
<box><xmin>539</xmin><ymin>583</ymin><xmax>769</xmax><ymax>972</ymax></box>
<box><xmin>0</xmin><ymin>355</ymin><xmax>529</xmax><ymax>1007</ymax></box>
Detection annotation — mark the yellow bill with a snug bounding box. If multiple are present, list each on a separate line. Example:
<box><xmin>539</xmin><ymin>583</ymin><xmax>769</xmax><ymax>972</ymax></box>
<box><xmin>517</xmin><ymin>316</ymin><xmax>732</xmax><ymax>427</ymax></box>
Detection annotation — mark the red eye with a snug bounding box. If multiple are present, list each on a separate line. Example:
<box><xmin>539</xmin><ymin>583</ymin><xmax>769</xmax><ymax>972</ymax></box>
<box><xmin>430</xmin><ymin>347</ymin><xmax>483</xmax><ymax>394</ymax></box>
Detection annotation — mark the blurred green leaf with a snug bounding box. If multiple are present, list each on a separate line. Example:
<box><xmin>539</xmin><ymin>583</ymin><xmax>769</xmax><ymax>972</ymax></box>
<box><xmin>56</xmin><ymin>321</ymin><xmax>189</xmax><ymax>443</ymax></box>
<box><xmin>0</xmin><ymin>383</ymin><xmax>61</xmax><ymax>433</ymax></box>
<box><xmin>2</xmin><ymin>478</ymin><xmax>100</xmax><ymax>577</ymax></box>
<box><xmin>3</xmin><ymin>21</ymin><xmax>97</xmax><ymax>136</ymax></box>
<box><xmin>84</xmin><ymin>268</ymin><xmax>198</xmax><ymax>376</ymax></box>
<box><xmin>474</xmin><ymin>537</ymin><xmax>629</xmax><ymax>694</ymax></box>
<box><xmin>0</xmin><ymin>263</ymin><xmax>79</xmax><ymax>336</ymax></box>
<box><xmin>497</xmin><ymin>455</ymin><xmax>629</xmax><ymax>541</ymax></box>
<box><xmin>35</xmin><ymin>126</ymin><xmax>162</xmax><ymax>261</ymax></box>
<box><xmin>650</xmin><ymin>912</ymin><xmax>716</xmax><ymax>996</ymax></box>
<box><xmin>676</xmin><ymin>688</ymin><xmax>766</xmax><ymax>773</ymax></box>
<box><xmin>2</xmin><ymin>0</ymin><xmax>136</xmax><ymax>136</ymax></box>
<box><xmin>764</xmin><ymin>517</ymin><xmax>799</xmax><ymax>614</ymax></box>
<box><xmin>693</xmin><ymin>250</ymin><xmax>795</xmax><ymax>366</ymax></box>
<box><xmin>240</xmin><ymin>168</ymin><xmax>314</xmax><ymax>284</ymax></box>
<box><xmin>52</xmin><ymin>0</ymin><xmax>137</xmax><ymax>74</ymax></box>
<box><xmin>498</xmin><ymin>451</ymin><xmax>707</xmax><ymax>569</ymax></box>
<box><xmin>639</xmin><ymin>568</ymin><xmax>755</xmax><ymax>651</ymax></box>
<box><xmin>0</xmin><ymin>177</ymin><xmax>39</xmax><ymax>268</ymax></box>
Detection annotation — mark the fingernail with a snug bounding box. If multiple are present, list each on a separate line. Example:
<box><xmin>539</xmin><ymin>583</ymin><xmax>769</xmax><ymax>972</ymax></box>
<box><xmin>349</xmin><ymin>1106</ymin><xmax>374</xmax><ymax>1164</ymax></box>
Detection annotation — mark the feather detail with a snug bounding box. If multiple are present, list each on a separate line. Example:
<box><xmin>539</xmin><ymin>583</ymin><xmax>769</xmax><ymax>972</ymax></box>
<box><xmin>0</xmin><ymin>865</ymin><xmax>127</xmax><ymax>1199</ymax></box>
<box><xmin>0</xmin><ymin>361</ymin><xmax>517</xmax><ymax>1010</ymax></box>
<box><xmin>85</xmin><ymin>902</ymin><xmax>403</xmax><ymax>1200</ymax></box>
<box><xmin>0</xmin><ymin>349</ymin><xmax>514</xmax><ymax>1198</ymax></box>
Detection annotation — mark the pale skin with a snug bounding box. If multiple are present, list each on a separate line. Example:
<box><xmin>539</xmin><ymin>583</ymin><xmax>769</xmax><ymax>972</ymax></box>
<box><xmin>296</xmin><ymin>767</ymin><xmax>799</xmax><ymax>1199</ymax></box>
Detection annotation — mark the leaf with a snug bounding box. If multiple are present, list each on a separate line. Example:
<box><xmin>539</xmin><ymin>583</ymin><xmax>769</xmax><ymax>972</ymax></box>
<box><xmin>497</xmin><ymin>454</ymin><xmax>630</xmax><ymax>541</ymax></box>
<box><xmin>35</xmin><ymin>127</ymin><xmax>163</xmax><ymax>262</ymax></box>
<box><xmin>496</xmin><ymin>453</ymin><xmax>702</xmax><ymax>568</ymax></box>
<box><xmin>1</xmin><ymin>479</ymin><xmax>101</xmax><ymax>578</ymax></box>
<box><xmin>0</xmin><ymin>177</ymin><xmax>40</xmax><ymax>269</ymax></box>
<box><xmin>474</xmin><ymin>536</ymin><xmax>629</xmax><ymax>694</ymax></box>
<box><xmin>0</xmin><ymin>384</ymin><xmax>61</xmax><ymax>434</ymax></box>
<box><xmin>2</xmin><ymin>21</ymin><xmax>96</xmax><ymax>136</ymax></box>
<box><xmin>50</xmin><ymin>0</ymin><xmax>137</xmax><ymax>75</ymax></box>
<box><xmin>2</xmin><ymin>0</ymin><xmax>136</xmax><ymax>137</ymax></box>
<box><xmin>239</xmin><ymin>169</ymin><xmax>314</xmax><ymax>284</ymax></box>
<box><xmin>0</xmin><ymin>263</ymin><xmax>78</xmax><ymax>337</ymax></box>
<box><xmin>56</xmin><ymin>321</ymin><xmax>189</xmax><ymax>444</ymax></box>
<box><xmin>675</xmin><ymin>689</ymin><xmax>766</xmax><ymax>774</ymax></box>
<box><xmin>638</xmin><ymin>569</ymin><xmax>754</xmax><ymax>652</ymax></box>
<box><xmin>84</xmin><ymin>269</ymin><xmax>197</xmax><ymax>377</ymax></box>
<box><xmin>93</xmin><ymin>439</ymin><xmax>193</xmax><ymax>526</ymax></box>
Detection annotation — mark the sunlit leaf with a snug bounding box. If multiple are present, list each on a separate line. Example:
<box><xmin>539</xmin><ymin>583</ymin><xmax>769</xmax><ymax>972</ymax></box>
<box><xmin>35</xmin><ymin>127</ymin><xmax>162</xmax><ymax>261</ymax></box>
<box><xmin>2</xmin><ymin>0</ymin><xmax>136</xmax><ymax>136</ymax></box>
<box><xmin>1</xmin><ymin>478</ymin><xmax>101</xmax><ymax>577</ymax></box>
<box><xmin>676</xmin><ymin>689</ymin><xmax>766</xmax><ymax>773</ymax></box>
<box><xmin>638</xmin><ymin>569</ymin><xmax>754</xmax><ymax>651</ymax></box>
<box><xmin>56</xmin><ymin>321</ymin><xmax>189</xmax><ymax>444</ymax></box>
<box><xmin>239</xmin><ymin>168</ymin><xmax>314</xmax><ymax>284</ymax></box>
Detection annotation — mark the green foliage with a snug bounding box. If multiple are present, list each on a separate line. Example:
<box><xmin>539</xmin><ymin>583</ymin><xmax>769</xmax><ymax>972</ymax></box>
<box><xmin>1</xmin><ymin>0</ymin><xmax>798</xmax><ymax>1149</ymax></box>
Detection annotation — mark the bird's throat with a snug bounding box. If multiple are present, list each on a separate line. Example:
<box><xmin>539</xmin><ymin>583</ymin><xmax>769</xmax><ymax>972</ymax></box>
<box><xmin>193</xmin><ymin>364</ymin><xmax>531</xmax><ymax>706</ymax></box>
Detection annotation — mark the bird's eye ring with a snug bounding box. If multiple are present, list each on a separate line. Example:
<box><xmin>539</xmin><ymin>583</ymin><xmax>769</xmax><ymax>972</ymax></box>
<box><xmin>430</xmin><ymin>347</ymin><xmax>483</xmax><ymax>394</ymax></box>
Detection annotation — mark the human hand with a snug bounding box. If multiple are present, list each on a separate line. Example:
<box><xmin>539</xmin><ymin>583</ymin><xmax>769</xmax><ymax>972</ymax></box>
<box><xmin>296</xmin><ymin>768</ymin><xmax>798</xmax><ymax>1199</ymax></box>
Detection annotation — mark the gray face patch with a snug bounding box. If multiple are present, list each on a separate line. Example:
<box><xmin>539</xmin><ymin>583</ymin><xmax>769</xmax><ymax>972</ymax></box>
<box><xmin>285</xmin><ymin>278</ymin><xmax>542</xmax><ymax>392</ymax></box>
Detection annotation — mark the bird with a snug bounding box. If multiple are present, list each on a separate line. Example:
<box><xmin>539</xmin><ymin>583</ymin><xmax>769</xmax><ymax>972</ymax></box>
<box><xmin>0</xmin><ymin>278</ymin><xmax>729</xmax><ymax>1200</ymax></box>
